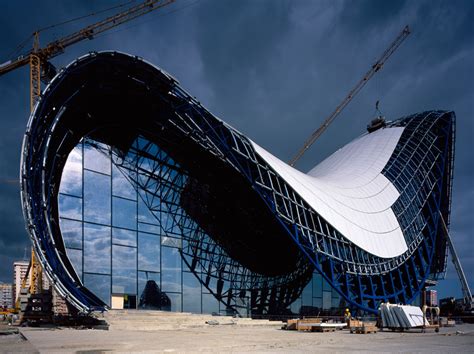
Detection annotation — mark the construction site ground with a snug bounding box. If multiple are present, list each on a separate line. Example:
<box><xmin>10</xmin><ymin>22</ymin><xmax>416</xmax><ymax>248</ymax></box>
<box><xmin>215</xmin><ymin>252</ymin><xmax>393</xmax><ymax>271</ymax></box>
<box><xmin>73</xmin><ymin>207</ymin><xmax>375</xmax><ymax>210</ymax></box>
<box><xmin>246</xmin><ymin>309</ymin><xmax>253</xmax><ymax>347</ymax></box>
<box><xmin>1</xmin><ymin>311</ymin><xmax>473</xmax><ymax>353</ymax></box>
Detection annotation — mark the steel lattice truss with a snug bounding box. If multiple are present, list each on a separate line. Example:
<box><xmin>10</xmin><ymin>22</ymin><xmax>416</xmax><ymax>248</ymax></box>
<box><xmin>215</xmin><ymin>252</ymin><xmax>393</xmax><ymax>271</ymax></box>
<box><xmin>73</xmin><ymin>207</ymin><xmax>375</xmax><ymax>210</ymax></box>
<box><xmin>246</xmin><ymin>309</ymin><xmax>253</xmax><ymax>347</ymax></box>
<box><xmin>99</xmin><ymin>138</ymin><xmax>313</xmax><ymax>315</ymax></box>
<box><xmin>21</xmin><ymin>52</ymin><xmax>455</xmax><ymax>314</ymax></box>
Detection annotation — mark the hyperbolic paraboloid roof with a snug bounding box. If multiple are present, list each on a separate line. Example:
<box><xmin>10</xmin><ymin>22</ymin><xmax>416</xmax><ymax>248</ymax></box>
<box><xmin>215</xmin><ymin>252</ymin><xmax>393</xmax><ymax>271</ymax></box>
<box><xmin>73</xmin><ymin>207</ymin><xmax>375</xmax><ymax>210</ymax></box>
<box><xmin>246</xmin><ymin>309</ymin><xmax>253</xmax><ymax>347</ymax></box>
<box><xmin>21</xmin><ymin>52</ymin><xmax>455</xmax><ymax>314</ymax></box>
<box><xmin>252</xmin><ymin>126</ymin><xmax>407</xmax><ymax>258</ymax></box>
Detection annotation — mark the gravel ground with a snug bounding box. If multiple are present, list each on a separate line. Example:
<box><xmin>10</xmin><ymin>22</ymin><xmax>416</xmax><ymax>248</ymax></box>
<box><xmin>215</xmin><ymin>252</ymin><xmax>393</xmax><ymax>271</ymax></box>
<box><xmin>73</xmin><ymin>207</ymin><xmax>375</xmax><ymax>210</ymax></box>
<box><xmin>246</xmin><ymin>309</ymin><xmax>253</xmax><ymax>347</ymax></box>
<box><xmin>1</xmin><ymin>322</ymin><xmax>471</xmax><ymax>353</ymax></box>
<box><xmin>0</xmin><ymin>323</ymin><xmax>38</xmax><ymax>354</ymax></box>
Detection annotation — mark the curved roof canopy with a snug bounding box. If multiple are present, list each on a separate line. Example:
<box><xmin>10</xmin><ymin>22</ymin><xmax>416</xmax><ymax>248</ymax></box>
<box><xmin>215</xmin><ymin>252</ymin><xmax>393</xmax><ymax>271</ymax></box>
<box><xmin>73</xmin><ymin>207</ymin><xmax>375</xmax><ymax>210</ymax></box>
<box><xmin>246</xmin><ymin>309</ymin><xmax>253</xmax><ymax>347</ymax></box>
<box><xmin>252</xmin><ymin>126</ymin><xmax>407</xmax><ymax>258</ymax></box>
<box><xmin>21</xmin><ymin>51</ymin><xmax>455</xmax><ymax>314</ymax></box>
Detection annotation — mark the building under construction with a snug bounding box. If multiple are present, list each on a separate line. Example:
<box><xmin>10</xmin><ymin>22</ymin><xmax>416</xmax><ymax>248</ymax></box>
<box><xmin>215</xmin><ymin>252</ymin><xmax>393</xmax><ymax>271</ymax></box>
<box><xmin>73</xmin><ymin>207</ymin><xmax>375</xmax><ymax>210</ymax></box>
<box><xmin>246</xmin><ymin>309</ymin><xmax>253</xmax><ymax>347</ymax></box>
<box><xmin>19</xmin><ymin>51</ymin><xmax>456</xmax><ymax>317</ymax></box>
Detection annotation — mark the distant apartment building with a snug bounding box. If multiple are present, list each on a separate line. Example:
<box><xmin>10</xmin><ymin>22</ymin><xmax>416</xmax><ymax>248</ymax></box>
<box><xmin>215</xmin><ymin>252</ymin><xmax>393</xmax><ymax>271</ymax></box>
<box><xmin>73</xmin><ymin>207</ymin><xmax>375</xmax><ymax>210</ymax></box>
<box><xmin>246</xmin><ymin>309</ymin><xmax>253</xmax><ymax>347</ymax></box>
<box><xmin>12</xmin><ymin>260</ymin><xmax>52</xmax><ymax>305</ymax></box>
<box><xmin>0</xmin><ymin>283</ymin><xmax>13</xmax><ymax>308</ymax></box>
<box><xmin>13</xmin><ymin>260</ymin><xmax>29</xmax><ymax>302</ymax></box>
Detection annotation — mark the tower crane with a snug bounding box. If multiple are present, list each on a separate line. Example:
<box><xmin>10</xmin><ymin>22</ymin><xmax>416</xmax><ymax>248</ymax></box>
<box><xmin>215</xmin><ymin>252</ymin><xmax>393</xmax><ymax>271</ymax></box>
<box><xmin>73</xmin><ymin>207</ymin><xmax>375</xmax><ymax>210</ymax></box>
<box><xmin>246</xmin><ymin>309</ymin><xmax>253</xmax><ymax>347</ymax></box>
<box><xmin>0</xmin><ymin>0</ymin><xmax>175</xmax><ymax>320</ymax></box>
<box><xmin>289</xmin><ymin>25</ymin><xmax>411</xmax><ymax>167</ymax></box>
<box><xmin>0</xmin><ymin>0</ymin><xmax>175</xmax><ymax>111</ymax></box>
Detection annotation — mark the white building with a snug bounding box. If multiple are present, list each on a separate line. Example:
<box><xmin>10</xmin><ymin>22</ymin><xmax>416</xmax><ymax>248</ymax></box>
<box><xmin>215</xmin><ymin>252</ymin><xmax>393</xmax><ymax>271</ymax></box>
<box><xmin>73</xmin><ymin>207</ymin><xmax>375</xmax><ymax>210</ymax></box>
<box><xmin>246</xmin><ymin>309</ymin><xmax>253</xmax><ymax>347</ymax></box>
<box><xmin>13</xmin><ymin>260</ymin><xmax>29</xmax><ymax>303</ymax></box>
<box><xmin>0</xmin><ymin>283</ymin><xmax>13</xmax><ymax>308</ymax></box>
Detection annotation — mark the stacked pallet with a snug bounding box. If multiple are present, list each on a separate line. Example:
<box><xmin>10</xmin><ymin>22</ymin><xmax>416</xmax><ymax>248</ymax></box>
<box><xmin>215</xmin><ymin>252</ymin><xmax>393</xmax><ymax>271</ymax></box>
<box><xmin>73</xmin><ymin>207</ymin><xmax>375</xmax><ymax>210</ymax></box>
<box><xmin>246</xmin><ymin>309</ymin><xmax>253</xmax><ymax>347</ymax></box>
<box><xmin>348</xmin><ymin>319</ymin><xmax>363</xmax><ymax>333</ymax></box>
<box><xmin>297</xmin><ymin>318</ymin><xmax>322</xmax><ymax>332</ymax></box>
<box><xmin>282</xmin><ymin>318</ymin><xmax>346</xmax><ymax>332</ymax></box>
<box><xmin>354</xmin><ymin>322</ymin><xmax>378</xmax><ymax>334</ymax></box>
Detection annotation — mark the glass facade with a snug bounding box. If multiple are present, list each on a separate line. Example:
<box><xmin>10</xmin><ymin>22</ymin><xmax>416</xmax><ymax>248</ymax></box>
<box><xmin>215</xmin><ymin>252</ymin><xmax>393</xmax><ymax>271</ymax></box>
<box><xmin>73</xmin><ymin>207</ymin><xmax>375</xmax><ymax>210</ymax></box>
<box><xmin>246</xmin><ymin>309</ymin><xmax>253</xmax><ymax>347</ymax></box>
<box><xmin>58</xmin><ymin>139</ymin><xmax>343</xmax><ymax>315</ymax></box>
<box><xmin>23</xmin><ymin>52</ymin><xmax>453</xmax><ymax>316</ymax></box>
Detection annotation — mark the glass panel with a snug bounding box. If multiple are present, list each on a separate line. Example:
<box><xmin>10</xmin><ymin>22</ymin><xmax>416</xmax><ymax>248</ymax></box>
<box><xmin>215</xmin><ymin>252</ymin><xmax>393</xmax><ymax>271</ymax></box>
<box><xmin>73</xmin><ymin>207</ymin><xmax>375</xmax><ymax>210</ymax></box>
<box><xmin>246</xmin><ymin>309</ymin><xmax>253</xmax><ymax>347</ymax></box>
<box><xmin>322</xmin><ymin>276</ymin><xmax>332</xmax><ymax>291</ymax></box>
<box><xmin>331</xmin><ymin>295</ymin><xmax>341</xmax><ymax>309</ymax></box>
<box><xmin>162</xmin><ymin>213</ymin><xmax>181</xmax><ymax>236</ymax></box>
<box><xmin>84</xmin><ymin>142</ymin><xmax>111</xmax><ymax>175</ymax></box>
<box><xmin>66</xmin><ymin>248</ymin><xmax>82</xmax><ymax>280</ymax></box>
<box><xmin>161</xmin><ymin>247</ymin><xmax>181</xmax><ymax>293</ymax></box>
<box><xmin>161</xmin><ymin>236</ymin><xmax>181</xmax><ymax>248</ymax></box>
<box><xmin>112</xmin><ymin>245</ymin><xmax>137</xmax><ymax>294</ymax></box>
<box><xmin>182</xmin><ymin>272</ymin><xmax>201</xmax><ymax>313</ymax></box>
<box><xmin>138</xmin><ymin>233</ymin><xmax>160</xmax><ymax>272</ymax></box>
<box><xmin>138</xmin><ymin>195</ymin><xmax>159</xmax><ymax>225</ymax></box>
<box><xmin>112</xmin><ymin>228</ymin><xmax>136</xmax><ymax>247</ymax></box>
<box><xmin>60</xmin><ymin>145</ymin><xmax>82</xmax><ymax>197</ymax></box>
<box><xmin>312</xmin><ymin>272</ymin><xmax>323</xmax><ymax>297</ymax></box>
<box><xmin>202</xmin><ymin>293</ymin><xmax>219</xmax><ymax>315</ymax></box>
<box><xmin>290</xmin><ymin>297</ymin><xmax>301</xmax><ymax>315</ymax></box>
<box><xmin>302</xmin><ymin>282</ymin><xmax>312</xmax><ymax>307</ymax></box>
<box><xmin>165</xmin><ymin>293</ymin><xmax>182</xmax><ymax>312</ymax></box>
<box><xmin>313</xmin><ymin>297</ymin><xmax>322</xmax><ymax>309</ymax></box>
<box><xmin>331</xmin><ymin>288</ymin><xmax>341</xmax><ymax>308</ymax></box>
<box><xmin>206</xmin><ymin>276</ymin><xmax>217</xmax><ymax>294</ymax></box>
<box><xmin>138</xmin><ymin>271</ymin><xmax>162</xmax><ymax>310</ymax></box>
<box><xmin>84</xmin><ymin>170</ymin><xmax>111</xmax><ymax>225</ymax></box>
<box><xmin>182</xmin><ymin>252</ymin><xmax>201</xmax><ymax>273</ymax></box>
<box><xmin>58</xmin><ymin>194</ymin><xmax>82</xmax><ymax>220</ymax></box>
<box><xmin>138</xmin><ymin>222</ymin><xmax>161</xmax><ymax>234</ymax></box>
<box><xmin>84</xmin><ymin>273</ymin><xmax>111</xmax><ymax>306</ymax></box>
<box><xmin>112</xmin><ymin>164</ymin><xmax>136</xmax><ymax>200</ymax></box>
<box><xmin>322</xmin><ymin>291</ymin><xmax>331</xmax><ymax>310</ymax></box>
<box><xmin>60</xmin><ymin>219</ymin><xmax>82</xmax><ymax>249</ymax></box>
<box><xmin>83</xmin><ymin>223</ymin><xmax>111</xmax><ymax>274</ymax></box>
<box><xmin>112</xmin><ymin>197</ymin><xmax>137</xmax><ymax>230</ymax></box>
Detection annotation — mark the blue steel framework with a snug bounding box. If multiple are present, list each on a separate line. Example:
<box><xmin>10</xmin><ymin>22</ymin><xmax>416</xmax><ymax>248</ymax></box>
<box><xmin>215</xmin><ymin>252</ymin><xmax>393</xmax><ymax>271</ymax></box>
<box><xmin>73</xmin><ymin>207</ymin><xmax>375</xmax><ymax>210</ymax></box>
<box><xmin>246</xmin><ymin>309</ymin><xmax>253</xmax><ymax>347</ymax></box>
<box><xmin>21</xmin><ymin>52</ymin><xmax>454</xmax><ymax>315</ymax></box>
<box><xmin>58</xmin><ymin>137</ymin><xmax>316</xmax><ymax>316</ymax></box>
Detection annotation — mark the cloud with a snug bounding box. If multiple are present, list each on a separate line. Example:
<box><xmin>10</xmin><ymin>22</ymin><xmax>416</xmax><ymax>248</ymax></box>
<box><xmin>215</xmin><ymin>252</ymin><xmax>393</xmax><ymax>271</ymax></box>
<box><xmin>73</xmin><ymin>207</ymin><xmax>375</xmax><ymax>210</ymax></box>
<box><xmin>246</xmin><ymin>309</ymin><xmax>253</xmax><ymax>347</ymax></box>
<box><xmin>0</xmin><ymin>1</ymin><xmax>472</xmax><ymax>302</ymax></box>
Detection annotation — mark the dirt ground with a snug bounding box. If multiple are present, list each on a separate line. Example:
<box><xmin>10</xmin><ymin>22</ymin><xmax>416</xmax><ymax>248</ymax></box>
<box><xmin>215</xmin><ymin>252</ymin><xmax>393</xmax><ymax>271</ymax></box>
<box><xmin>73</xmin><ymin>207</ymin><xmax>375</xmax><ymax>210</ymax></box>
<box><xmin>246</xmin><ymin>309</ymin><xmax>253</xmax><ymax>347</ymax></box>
<box><xmin>1</xmin><ymin>322</ymin><xmax>473</xmax><ymax>353</ymax></box>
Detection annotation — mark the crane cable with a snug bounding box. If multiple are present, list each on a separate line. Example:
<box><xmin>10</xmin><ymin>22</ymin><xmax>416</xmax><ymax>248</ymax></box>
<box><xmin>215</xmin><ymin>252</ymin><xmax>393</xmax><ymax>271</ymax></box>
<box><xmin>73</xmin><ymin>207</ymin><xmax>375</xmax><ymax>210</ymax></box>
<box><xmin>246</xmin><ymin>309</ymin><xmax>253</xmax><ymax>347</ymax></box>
<box><xmin>93</xmin><ymin>0</ymin><xmax>201</xmax><ymax>41</ymax></box>
<box><xmin>36</xmin><ymin>0</ymin><xmax>137</xmax><ymax>33</ymax></box>
<box><xmin>3</xmin><ymin>0</ymin><xmax>136</xmax><ymax>61</ymax></box>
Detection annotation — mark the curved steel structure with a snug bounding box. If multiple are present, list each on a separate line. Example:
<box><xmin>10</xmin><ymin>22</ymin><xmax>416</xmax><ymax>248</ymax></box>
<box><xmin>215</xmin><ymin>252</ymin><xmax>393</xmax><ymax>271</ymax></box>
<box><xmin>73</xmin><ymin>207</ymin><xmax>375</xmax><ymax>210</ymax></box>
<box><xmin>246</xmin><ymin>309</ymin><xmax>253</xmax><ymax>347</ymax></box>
<box><xmin>21</xmin><ymin>51</ymin><xmax>455</xmax><ymax>314</ymax></box>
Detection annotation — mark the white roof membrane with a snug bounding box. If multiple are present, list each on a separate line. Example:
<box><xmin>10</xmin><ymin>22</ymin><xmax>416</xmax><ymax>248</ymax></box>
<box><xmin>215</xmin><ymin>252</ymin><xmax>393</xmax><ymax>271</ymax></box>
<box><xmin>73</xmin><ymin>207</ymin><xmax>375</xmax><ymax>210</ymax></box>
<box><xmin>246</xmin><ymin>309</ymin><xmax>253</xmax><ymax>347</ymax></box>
<box><xmin>250</xmin><ymin>126</ymin><xmax>407</xmax><ymax>258</ymax></box>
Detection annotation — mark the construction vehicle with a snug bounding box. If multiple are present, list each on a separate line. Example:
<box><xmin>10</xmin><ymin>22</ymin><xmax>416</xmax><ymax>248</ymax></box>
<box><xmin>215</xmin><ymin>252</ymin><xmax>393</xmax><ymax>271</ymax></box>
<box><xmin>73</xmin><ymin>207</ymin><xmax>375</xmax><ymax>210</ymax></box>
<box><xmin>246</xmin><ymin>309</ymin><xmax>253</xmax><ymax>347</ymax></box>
<box><xmin>289</xmin><ymin>25</ymin><xmax>411</xmax><ymax>166</ymax></box>
<box><xmin>15</xmin><ymin>249</ymin><xmax>53</xmax><ymax>325</ymax></box>
<box><xmin>1</xmin><ymin>0</ymin><xmax>175</xmax><ymax>325</ymax></box>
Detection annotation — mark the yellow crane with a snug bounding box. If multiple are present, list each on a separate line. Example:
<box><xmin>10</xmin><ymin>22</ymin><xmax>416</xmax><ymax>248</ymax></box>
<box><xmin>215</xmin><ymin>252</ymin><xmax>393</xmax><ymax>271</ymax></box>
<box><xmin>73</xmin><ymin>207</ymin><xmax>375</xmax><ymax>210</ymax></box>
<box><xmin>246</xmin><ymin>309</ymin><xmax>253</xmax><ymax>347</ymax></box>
<box><xmin>0</xmin><ymin>0</ymin><xmax>175</xmax><ymax>318</ymax></box>
<box><xmin>289</xmin><ymin>25</ymin><xmax>411</xmax><ymax>167</ymax></box>
<box><xmin>0</xmin><ymin>0</ymin><xmax>175</xmax><ymax>111</ymax></box>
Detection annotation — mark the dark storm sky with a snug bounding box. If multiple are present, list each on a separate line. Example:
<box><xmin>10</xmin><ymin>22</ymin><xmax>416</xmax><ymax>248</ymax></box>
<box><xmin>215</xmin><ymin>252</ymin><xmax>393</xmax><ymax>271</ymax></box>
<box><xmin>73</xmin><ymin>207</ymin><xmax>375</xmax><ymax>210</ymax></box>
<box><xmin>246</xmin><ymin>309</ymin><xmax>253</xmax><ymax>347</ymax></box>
<box><xmin>0</xmin><ymin>0</ymin><xmax>472</xmax><ymax>300</ymax></box>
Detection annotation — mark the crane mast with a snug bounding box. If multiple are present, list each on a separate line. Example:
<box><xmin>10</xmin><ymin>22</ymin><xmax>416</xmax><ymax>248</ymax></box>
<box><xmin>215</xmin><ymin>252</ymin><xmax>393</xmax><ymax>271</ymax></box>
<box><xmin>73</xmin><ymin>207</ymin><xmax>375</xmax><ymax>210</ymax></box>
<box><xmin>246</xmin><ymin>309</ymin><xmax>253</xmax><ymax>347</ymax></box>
<box><xmin>0</xmin><ymin>0</ymin><xmax>175</xmax><ymax>111</ymax></box>
<box><xmin>0</xmin><ymin>0</ymin><xmax>175</xmax><ymax>318</ymax></box>
<box><xmin>289</xmin><ymin>25</ymin><xmax>411</xmax><ymax>167</ymax></box>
